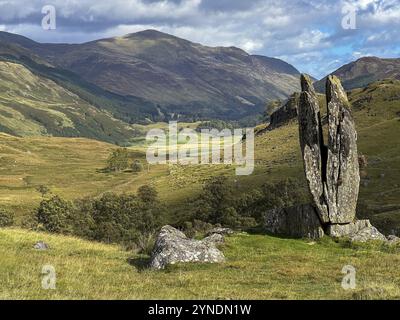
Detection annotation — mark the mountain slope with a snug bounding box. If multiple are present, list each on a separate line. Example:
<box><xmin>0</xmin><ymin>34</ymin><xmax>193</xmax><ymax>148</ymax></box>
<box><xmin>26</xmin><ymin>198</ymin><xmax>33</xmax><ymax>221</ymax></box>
<box><xmin>0</xmin><ymin>30</ymin><xmax>301</xmax><ymax>120</ymax></box>
<box><xmin>0</xmin><ymin>60</ymin><xmax>139</xmax><ymax>143</ymax></box>
<box><xmin>315</xmin><ymin>57</ymin><xmax>400</xmax><ymax>92</ymax></box>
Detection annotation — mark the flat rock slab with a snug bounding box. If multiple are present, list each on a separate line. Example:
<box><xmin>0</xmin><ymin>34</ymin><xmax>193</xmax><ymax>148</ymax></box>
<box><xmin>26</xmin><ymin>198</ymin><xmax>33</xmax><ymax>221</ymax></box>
<box><xmin>350</xmin><ymin>226</ymin><xmax>387</xmax><ymax>243</ymax></box>
<box><xmin>327</xmin><ymin>220</ymin><xmax>386</xmax><ymax>242</ymax></box>
<box><xmin>327</xmin><ymin>220</ymin><xmax>372</xmax><ymax>237</ymax></box>
<box><xmin>150</xmin><ymin>226</ymin><xmax>225</xmax><ymax>270</ymax></box>
<box><xmin>264</xmin><ymin>204</ymin><xmax>324</xmax><ymax>240</ymax></box>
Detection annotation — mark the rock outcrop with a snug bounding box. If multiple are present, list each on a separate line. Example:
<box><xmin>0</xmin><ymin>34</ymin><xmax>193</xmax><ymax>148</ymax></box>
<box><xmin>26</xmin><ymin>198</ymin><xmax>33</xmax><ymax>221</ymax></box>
<box><xmin>296</xmin><ymin>74</ymin><xmax>382</xmax><ymax>242</ymax></box>
<box><xmin>327</xmin><ymin>220</ymin><xmax>386</xmax><ymax>242</ymax></box>
<box><xmin>298</xmin><ymin>75</ymin><xmax>330</xmax><ymax>223</ymax></box>
<box><xmin>264</xmin><ymin>204</ymin><xmax>324</xmax><ymax>239</ymax></box>
<box><xmin>325</xmin><ymin>76</ymin><xmax>360</xmax><ymax>223</ymax></box>
<box><xmin>150</xmin><ymin>226</ymin><xmax>225</xmax><ymax>270</ymax></box>
<box><xmin>268</xmin><ymin>93</ymin><xmax>300</xmax><ymax>130</ymax></box>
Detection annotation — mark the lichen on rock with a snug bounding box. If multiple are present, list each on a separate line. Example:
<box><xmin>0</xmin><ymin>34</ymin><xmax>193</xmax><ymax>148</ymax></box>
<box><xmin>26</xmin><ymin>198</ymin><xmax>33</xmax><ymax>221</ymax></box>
<box><xmin>150</xmin><ymin>226</ymin><xmax>225</xmax><ymax>270</ymax></box>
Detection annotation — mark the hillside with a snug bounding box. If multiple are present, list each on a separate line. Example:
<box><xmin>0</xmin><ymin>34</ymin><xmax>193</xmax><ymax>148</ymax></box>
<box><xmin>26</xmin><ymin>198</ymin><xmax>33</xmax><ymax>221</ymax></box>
<box><xmin>0</xmin><ymin>228</ymin><xmax>399</xmax><ymax>299</ymax></box>
<box><xmin>0</xmin><ymin>133</ymin><xmax>171</xmax><ymax>219</ymax></box>
<box><xmin>0</xmin><ymin>60</ymin><xmax>140</xmax><ymax>143</ymax></box>
<box><xmin>0</xmin><ymin>30</ymin><xmax>301</xmax><ymax>121</ymax></box>
<box><xmin>0</xmin><ymin>79</ymin><xmax>399</xmax><ymax>234</ymax></box>
<box><xmin>315</xmin><ymin>57</ymin><xmax>400</xmax><ymax>92</ymax></box>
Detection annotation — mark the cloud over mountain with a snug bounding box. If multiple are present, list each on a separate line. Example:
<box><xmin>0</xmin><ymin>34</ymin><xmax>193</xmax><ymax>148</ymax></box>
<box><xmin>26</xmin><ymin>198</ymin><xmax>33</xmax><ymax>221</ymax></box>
<box><xmin>0</xmin><ymin>0</ymin><xmax>399</xmax><ymax>78</ymax></box>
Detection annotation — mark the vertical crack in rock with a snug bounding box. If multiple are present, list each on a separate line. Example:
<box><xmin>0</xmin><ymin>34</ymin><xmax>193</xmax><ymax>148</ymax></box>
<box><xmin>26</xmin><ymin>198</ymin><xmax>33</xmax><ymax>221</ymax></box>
<box><xmin>325</xmin><ymin>76</ymin><xmax>359</xmax><ymax>223</ymax></box>
<box><xmin>298</xmin><ymin>74</ymin><xmax>330</xmax><ymax>223</ymax></box>
<box><xmin>298</xmin><ymin>74</ymin><xmax>360</xmax><ymax>226</ymax></box>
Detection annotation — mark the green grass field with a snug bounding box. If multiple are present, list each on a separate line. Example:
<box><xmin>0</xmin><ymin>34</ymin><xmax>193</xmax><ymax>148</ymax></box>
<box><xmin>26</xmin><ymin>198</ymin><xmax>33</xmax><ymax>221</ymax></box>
<box><xmin>0</xmin><ymin>81</ymin><xmax>399</xmax><ymax>231</ymax></box>
<box><xmin>1</xmin><ymin>228</ymin><xmax>399</xmax><ymax>300</ymax></box>
<box><xmin>0</xmin><ymin>79</ymin><xmax>399</xmax><ymax>300</ymax></box>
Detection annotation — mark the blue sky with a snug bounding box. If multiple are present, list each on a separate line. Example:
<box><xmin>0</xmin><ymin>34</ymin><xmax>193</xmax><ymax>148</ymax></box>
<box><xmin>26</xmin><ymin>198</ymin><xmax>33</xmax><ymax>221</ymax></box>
<box><xmin>0</xmin><ymin>0</ymin><xmax>399</xmax><ymax>78</ymax></box>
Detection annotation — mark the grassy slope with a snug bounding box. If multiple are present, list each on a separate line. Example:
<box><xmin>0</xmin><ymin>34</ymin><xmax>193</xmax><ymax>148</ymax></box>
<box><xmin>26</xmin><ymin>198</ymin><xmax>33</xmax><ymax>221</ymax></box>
<box><xmin>0</xmin><ymin>80</ymin><xmax>399</xmax><ymax>300</ymax></box>
<box><xmin>0</xmin><ymin>61</ymin><xmax>139</xmax><ymax>144</ymax></box>
<box><xmin>0</xmin><ymin>133</ymin><xmax>168</xmax><ymax>221</ymax></box>
<box><xmin>0</xmin><ymin>228</ymin><xmax>399</xmax><ymax>300</ymax></box>
<box><xmin>0</xmin><ymin>80</ymin><xmax>399</xmax><ymax>231</ymax></box>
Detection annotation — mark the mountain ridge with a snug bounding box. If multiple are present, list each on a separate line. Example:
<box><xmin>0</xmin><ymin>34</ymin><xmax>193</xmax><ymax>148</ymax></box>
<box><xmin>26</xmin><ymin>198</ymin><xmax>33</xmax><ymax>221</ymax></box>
<box><xmin>315</xmin><ymin>56</ymin><xmax>400</xmax><ymax>92</ymax></box>
<box><xmin>0</xmin><ymin>30</ymin><xmax>301</xmax><ymax>121</ymax></box>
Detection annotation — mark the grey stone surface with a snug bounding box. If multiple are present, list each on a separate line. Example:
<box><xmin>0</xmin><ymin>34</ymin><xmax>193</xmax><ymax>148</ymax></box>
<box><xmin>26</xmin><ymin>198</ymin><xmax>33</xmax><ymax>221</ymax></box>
<box><xmin>33</xmin><ymin>241</ymin><xmax>49</xmax><ymax>250</ymax></box>
<box><xmin>203</xmin><ymin>233</ymin><xmax>225</xmax><ymax>245</ymax></box>
<box><xmin>298</xmin><ymin>74</ymin><xmax>360</xmax><ymax>225</ymax></box>
<box><xmin>325</xmin><ymin>76</ymin><xmax>360</xmax><ymax>223</ymax></box>
<box><xmin>327</xmin><ymin>220</ymin><xmax>372</xmax><ymax>237</ymax></box>
<box><xmin>150</xmin><ymin>226</ymin><xmax>225</xmax><ymax>270</ymax></box>
<box><xmin>264</xmin><ymin>204</ymin><xmax>324</xmax><ymax>239</ymax></box>
<box><xmin>387</xmin><ymin>235</ymin><xmax>400</xmax><ymax>244</ymax></box>
<box><xmin>350</xmin><ymin>226</ymin><xmax>387</xmax><ymax>242</ymax></box>
<box><xmin>298</xmin><ymin>75</ymin><xmax>330</xmax><ymax>223</ymax></box>
<box><xmin>205</xmin><ymin>227</ymin><xmax>234</xmax><ymax>237</ymax></box>
<box><xmin>327</xmin><ymin>220</ymin><xmax>386</xmax><ymax>242</ymax></box>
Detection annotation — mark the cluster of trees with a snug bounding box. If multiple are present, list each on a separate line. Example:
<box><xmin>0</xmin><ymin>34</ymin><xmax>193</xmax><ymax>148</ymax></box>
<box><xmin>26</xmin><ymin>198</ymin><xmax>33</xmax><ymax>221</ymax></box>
<box><xmin>175</xmin><ymin>176</ymin><xmax>310</xmax><ymax>234</ymax></box>
<box><xmin>105</xmin><ymin>148</ymin><xmax>144</xmax><ymax>173</ymax></box>
<box><xmin>30</xmin><ymin>185</ymin><xmax>163</xmax><ymax>253</ymax></box>
<box><xmin>0</xmin><ymin>174</ymin><xmax>310</xmax><ymax>249</ymax></box>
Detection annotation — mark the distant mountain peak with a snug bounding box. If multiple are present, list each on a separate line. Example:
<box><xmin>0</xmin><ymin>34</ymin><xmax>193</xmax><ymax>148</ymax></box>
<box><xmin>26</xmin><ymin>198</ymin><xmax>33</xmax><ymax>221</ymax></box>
<box><xmin>315</xmin><ymin>56</ymin><xmax>400</xmax><ymax>92</ymax></box>
<box><xmin>0</xmin><ymin>30</ymin><xmax>301</xmax><ymax>121</ymax></box>
<box><xmin>123</xmin><ymin>29</ymin><xmax>179</xmax><ymax>40</ymax></box>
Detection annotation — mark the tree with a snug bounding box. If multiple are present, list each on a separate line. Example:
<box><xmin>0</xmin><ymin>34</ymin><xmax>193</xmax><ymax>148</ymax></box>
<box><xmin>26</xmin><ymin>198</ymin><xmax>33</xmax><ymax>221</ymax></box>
<box><xmin>193</xmin><ymin>176</ymin><xmax>239</xmax><ymax>227</ymax></box>
<box><xmin>36</xmin><ymin>196</ymin><xmax>75</xmax><ymax>234</ymax></box>
<box><xmin>137</xmin><ymin>185</ymin><xmax>158</xmax><ymax>204</ymax></box>
<box><xmin>131</xmin><ymin>160</ymin><xmax>144</xmax><ymax>173</ymax></box>
<box><xmin>106</xmin><ymin>148</ymin><xmax>130</xmax><ymax>172</ymax></box>
<box><xmin>0</xmin><ymin>209</ymin><xmax>14</xmax><ymax>227</ymax></box>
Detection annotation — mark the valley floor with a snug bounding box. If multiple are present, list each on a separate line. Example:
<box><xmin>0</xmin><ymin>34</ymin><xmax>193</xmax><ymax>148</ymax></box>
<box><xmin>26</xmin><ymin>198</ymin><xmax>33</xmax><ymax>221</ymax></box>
<box><xmin>0</xmin><ymin>228</ymin><xmax>399</xmax><ymax>300</ymax></box>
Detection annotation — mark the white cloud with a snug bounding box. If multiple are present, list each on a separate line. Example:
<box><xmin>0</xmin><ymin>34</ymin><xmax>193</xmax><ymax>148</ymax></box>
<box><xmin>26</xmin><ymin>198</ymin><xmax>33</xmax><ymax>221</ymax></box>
<box><xmin>0</xmin><ymin>0</ymin><xmax>398</xmax><ymax>78</ymax></box>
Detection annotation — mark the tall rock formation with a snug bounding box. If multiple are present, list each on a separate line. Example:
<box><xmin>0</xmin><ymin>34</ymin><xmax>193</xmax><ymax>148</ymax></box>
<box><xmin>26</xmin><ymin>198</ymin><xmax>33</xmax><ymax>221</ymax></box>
<box><xmin>298</xmin><ymin>74</ymin><xmax>359</xmax><ymax>225</ymax></box>
<box><xmin>265</xmin><ymin>74</ymin><xmax>389</xmax><ymax>242</ymax></box>
<box><xmin>325</xmin><ymin>76</ymin><xmax>360</xmax><ymax>223</ymax></box>
<box><xmin>298</xmin><ymin>75</ymin><xmax>330</xmax><ymax>223</ymax></box>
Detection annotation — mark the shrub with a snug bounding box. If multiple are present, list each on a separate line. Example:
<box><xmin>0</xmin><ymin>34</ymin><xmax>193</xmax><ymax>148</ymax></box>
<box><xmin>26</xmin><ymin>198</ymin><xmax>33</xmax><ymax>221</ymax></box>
<box><xmin>187</xmin><ymin>177</ymin><xmax>309</xmax><ymax>228</ymax></box>
<box><xmin>0</xmin><ymin>209</ymin><xmax>14</xmax><ymax>227</ymax></box>
<box><xmin>105</xmin><ymin>148</ymin><xmax>130</xmax><ymax>172</ymax></box>
<box><xmin>135</xmin><ymin>232</ymin><xmax>156</xmax><ymax>255</ymax></box>
<box><xmin>36</xmin><ymin>185</ymin><xmax>51</xmax><ymax>198</ymax></box>
<box><xmin>131</xmin><ymin>160</ymin><xmax>144</xmax><ymax>173</ymax></box>
<box><xmin>192</xmin><ymin>176</ymin><xmax>242</xmax><ymax>227</ymax></box>
<box><xmin>137</xmin><ymin>185</ymin><xmax>158</xmax><ymax>204</ymax></box>
<box><xmin>236</xmin><ymin>178</ymin><xmax>310</xmax><ymax>223</ymax></box>
<box><xmin>36</xmin><ymin>196</ymin><xmax>75</xmax><ymax>234</ymax></box>
<box><xmin>89</xmin><ymin>188</ymin><xmax>163</xmax><ymax>246</ymax></box>
<box><xmin>33</xmin><ymin>185</ymin><xmax>164</xmax><ymax>248</ymax></box>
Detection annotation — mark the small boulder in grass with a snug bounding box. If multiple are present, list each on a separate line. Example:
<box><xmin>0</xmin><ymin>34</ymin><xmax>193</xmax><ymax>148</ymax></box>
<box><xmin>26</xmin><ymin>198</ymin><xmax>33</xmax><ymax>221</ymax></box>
<box><xmin>387</xmin><ymin>235</ymin><xmax>400</xmax><ymax>244</ymax></box>
<box><xmin>150</xmin><ymin>226</ymin><xmax>225</xmax><ymax>270</ymax></box>
<box><xmin>34</xmin><ymin>241</ymin><xmax>50</xmax><ymax>250</ymax></box>
<box><xmin>205</xmin><ymin>227</ymin><xmax>234</xmax><ymax>237</ymax></box>
<box><xmin>203</xmin><ymin>233</ymin><xmax>225</xmax><ymax>245</ymax></box>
